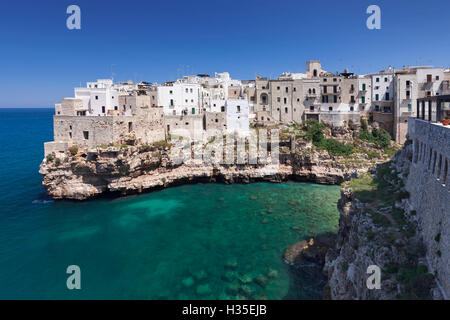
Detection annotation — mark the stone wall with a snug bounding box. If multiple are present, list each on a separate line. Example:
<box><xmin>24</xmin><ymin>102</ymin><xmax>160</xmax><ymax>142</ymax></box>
<box><xmin>406</xmin><ymin>117</ymin><xmax>449</xmax><ymax>298</ymax></box>
<box><xmin>320</xmin><ymin>112</ymin><xmax>360</xmax><ymax>127</ymax></box>
<box><xmin>52</xmin><ymin>108</ymin><xmax>165</xmax><ymax>151</ymax></box>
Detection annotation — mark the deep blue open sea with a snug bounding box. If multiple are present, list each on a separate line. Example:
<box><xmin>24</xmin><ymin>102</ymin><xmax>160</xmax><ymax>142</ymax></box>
<box><xmin>0</xmin><ymin>108</ymin><xmax>341</xmax><ymax>299</ymax></box>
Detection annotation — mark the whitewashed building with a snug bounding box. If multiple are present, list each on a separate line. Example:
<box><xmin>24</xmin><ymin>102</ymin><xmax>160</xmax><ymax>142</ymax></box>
<box><xmin>157</xmin><ymin>82</ymin><xmax>202</xmax><ymax>115</ymax></box>
<box><xmin>225</xmin><ymin>99</ymin><xmax>249</xmax><ymax>134</ymax></box>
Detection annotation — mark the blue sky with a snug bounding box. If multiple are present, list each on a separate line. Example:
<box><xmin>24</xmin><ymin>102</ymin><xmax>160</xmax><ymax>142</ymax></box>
<box><xmin>0</xmin><ymin>0</ymin><xmax>449</xmax><ymax>107</ymax></box>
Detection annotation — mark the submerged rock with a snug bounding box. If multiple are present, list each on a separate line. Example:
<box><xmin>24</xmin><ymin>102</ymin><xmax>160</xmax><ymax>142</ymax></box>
<box><xmin>254</xmin><ymin>275</ymin><xmax>268</xmax><ymax>288</ymax></box>
<box><xmin>193</xmin><ymin>270</ymin><xmax>207</xmax><ymax>281</ymax></box>
<box><xmin>196</xmin><ymin>284</ymin><xmax>212</xmax><ymax>296</ymax></box>
<box><xmin>226</xmin><ymin>282</ymin><xmax>239</xmax><ymax>295</ymax></box>
<box><xmin>267</xmin><ymin>268</ymin><xmax>279</xmax><ymax>279</ymax></box>
<box><xmin>238</xmin><ymin>274</ymin><xmax>252</xmax><ymax>284</ymax></box>
<box><xmin>182</xmin><ymin>277</ymin><xmax>195</xmax><ymax>288</ymax></box>
<box><xmin>225</xmin><ymin>259</ymin><xmax>238</xmax><ymax>269</ymax></box>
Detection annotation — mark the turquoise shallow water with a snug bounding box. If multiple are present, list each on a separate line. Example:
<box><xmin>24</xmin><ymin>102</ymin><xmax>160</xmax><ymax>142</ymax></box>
<box><xmin>0</xmin><ymin>108</ymin><xmax>340</xmax><ymax>299</ymax></box>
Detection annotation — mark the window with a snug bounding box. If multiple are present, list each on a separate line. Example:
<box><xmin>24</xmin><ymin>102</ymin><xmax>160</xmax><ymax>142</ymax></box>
<box><xmin>114</xmin><ymin>106</ymin><xmax>118</xmax><ymax>111</ymax></box>
<box><xmin>170</xmin><ymin>99</ymin><xmax>174</xmax><ymax>106</ymax></box>
<box><xmin>408</xmin><ymin>104</ymin><xmax>412</xmax><ymax>112</ymax></box>
<box><xmin>323</xmin><ymin>86</ymin><xmax>327</xmax><ymax>94</ymax></box>
<box><xmin>427</xmin><ymin>74</ymin><xmax>432</xmax><ymax>83</ymax></box>
<box><xmin>376</xmin><ymin>78</ymin><xmax>380</xmax><ymax>82</ymax></box>
<box><xmin>186</xmin><ymin>88</ymin><xmax>188</xmax><ymax>93</ymax></box>
<box><xmin>383</xmin><ymin>106</ymin><xmax>391</xmax><ymax>113</ymax></box>
<box><xmin>385</xmin><ymin>93</ymin><xmax>390</xmax><ymax>100</ymax></box>
<box><xmin>221</xmin><ymin>106</ymin><xmax>225</xmax><ymax>112</ymax></box>
<box><xmin>283</xmin><ymin>98</ymin><xmax>287</xmax><ymax>104</ymax></box>
<box><xmin>323</xmin><ymin>78</ymin><xmax>327</xmax><ymax>82</ymax></box>
<box><xmin>297</xmin><ymin>98</ymin><xmax>300</xmax><ymax>102</ymax></box>
<box><xmin>192</xmin><ymin>108</ymin><xmax>195</xmax><ymax>115</ymax></box>
<box><xmin>285</xmin><ymin>87</ymin><xmax>288</xmax><ymax>93</ymax></box>
<box><xmin>375</xmin><ymin>94</ymin><xmax>379</xmax><ymax>101</ymax></box>
<box><xmin>215</xmin><ymin>119</ymin><xmax>218</xmax><ymax>123</ymax></box>
<box><xmin>170</xmin><ymin>90</ymin><xmax>173</xmax><ymax>94</ymax></box>
<box><xmin>384</xmin><ymin>77</ymin><xmax>388</xmax><ymax>82</ymax></box>
<box><xmin>350</xmin><ymin>106</ymin><xmax>354</xmax><ymax>111</ymax></box>
<box><xmin>333</xmin><ymin>95</ymin><xmax>337</xmax><ymax>103</ymax></box>
<box><xmin>185</xmin><ymin>99</ymin><xmax>188</xmax><ymax>103</ymax></box>
<box><xmin>333</xmin><ymin>78</ymin><xmax>337</xmax><ymax>82</ymax></box>
<box><xmin>277</xmin><ymin>97</ymin><xmax>281</xmax><ymax>102</ymax></box>
<box><xmin>329</xmin><ymin>106</ymin><xmax>333</xmax><ymax>111</ymax></box>
<box><xmin>406</xmin><ymin>91</ymin><xmax>410</xmax><ymax>98</ymax></box>
<box><xmin>333</xmin><ymin>86</ymin><xmax>337</xmax><ymax>93</ymax></box>
<box><xmin>83</xmin><ymin>131</ymin><xmax>89</xmax><ymax>140</ymax></box>
<box><xmin>350</xmin><ymin>96</ymin><xmax>355</xmax><ymax>103</ymax></box>
<box><xmin>102</xmin><ymin>106</ymin><xmax>105</xmax><ymax>113</ymax></box>
<box><xmin>375</xmin><ymin>105</ymin><xmax>380</xmax><ymax>111</ymax></box>
<box><xmin>237</xmin><ymin>106</ymin><xmax>241</xmax><ymax>112</ymax></box>
<box><xmin>313</xmin><ymin>70</ymin><xmax>317</xmax><ymax>77</ymax></box>
<box><xmin>172</xmin><ymin>110</ymin><xmax>176</xmax><ymax>115</ymax></box>
<box><xmin>310</xmin><ymin>106</ymin><xmax>314</xmax><ymax>111</ymax></box>
<box><xmin>313</xmin><ymin>89</ymin><xmax>315</xmax><ymax>94</ymax></box>
<box><xmin>285</xmin><ymin>107</ymin><xmax>288</xmax><ymax>113</ymax></box>
<box><xmin>277</xmin><ymin>86</ymin><xmax>280</xmax><ymax>90</ymax></box>
<box><xmin>362</xmin><ymin>83</ymin><xmax>366</xmax><ymax>91</ymax></box>
<box><xmin>406</xmin><ymin>80</ymin><xmax>410</xmax><ymax>87</ymax></box>
<box><xmin>293</xmin><ymin>87</ymin><xmax>296</xmax><ymax>92</ymax></box>
<box><xmin>309</xmin><ymin>88</ymin><xmax>312</xmax><ymax>94</ymax></box>
<box><xmin>128</xmin><ymin>122</ymin><xmax>132</xmax><ymax>133</ymax></box>
<box><xmin>436</xmin><ymin>76</ymin><xmax>440</xmax><ymax>81</ymax></box>
<box><xmin>95</xmin><ymin>96</ymin><xmax>98</xmax><ymax>100</ymax></box>
<box><xmin>361</xmin><ymin>96</ymin><xmax>365</xmax><ymax>103</ymax></box>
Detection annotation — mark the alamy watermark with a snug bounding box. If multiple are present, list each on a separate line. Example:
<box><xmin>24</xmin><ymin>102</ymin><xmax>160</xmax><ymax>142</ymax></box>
<box><xmin>167</xmin><ymin>129</ymin><xmax>280</xmax><ymax>166</ymax></box>
<box><xmin>66</xmin><ymin>5</ymin><xmax>81</xmax><ymax>30</ymax></box>
<box><xmin>366</xmin><ymin>5</ymin><xmax>381</xmax><ymax>30</ymax></box>
<box><xmin>66</xmin><ymin>265</ymin><xmax>81</xmax><ymax>290</ymax></box>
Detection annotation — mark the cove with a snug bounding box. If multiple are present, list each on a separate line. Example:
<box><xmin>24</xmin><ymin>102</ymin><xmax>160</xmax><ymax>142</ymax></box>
<box><xmin>0</xmin><ymin>181</ymin><xmax>340</xmax><ymax>299</ymax></box>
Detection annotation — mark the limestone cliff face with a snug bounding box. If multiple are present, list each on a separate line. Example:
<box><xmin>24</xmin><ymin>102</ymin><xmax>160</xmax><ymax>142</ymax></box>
<box><xmin>324</xmin><ymin>144</ymin><xmax>440</xmax><ymax>300</ymax></box>
<box><xmin>39</xmin><ymin>144</ymin><xmax>372</xmax><ymax>200</ymax></box>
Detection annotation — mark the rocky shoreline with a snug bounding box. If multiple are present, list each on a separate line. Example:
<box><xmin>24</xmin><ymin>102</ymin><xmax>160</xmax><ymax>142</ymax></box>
<box><xmin>39</xmin><ymin>141</ymin><xmax>379</xmax><ymax>201</ymax></box>
<box><xmin>283</xmin><ymin>143</ymin><xmax>441</xmax><ymax>300</ymax></box>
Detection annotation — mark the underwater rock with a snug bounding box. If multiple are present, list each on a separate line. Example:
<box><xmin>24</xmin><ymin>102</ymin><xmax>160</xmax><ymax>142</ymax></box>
<box><xmin>196</xmin><ymin>284</ymin><xmax>212</xmax><ymax>296</ymax></box>
<box><xmin>267</xmin><ymin>268</ymin><xmax>279</xmax><ymax>279</ymax></box>
<box><xmin>239</xmin><ymin>285</ymin><xmax>254</xmax><ymax>297</ymax></box>
<box><xmin>221</xmin><ymin>270</ymin><xmax>236</xmax><ymax>282</ymax></box>
<box><xmin>250</xmin><ymin>196</ymin><xmax>258</xmax><ymax>200</ymax></box>
<box><xmin>225</xmin><ymin>259</ymin><xmax>238</xmax><ymax>269</ymax></box>
<box><xmin>238</xmin><ymin>274</ymin><xmax>253</xmax><ymax>284</ymax></box>
<box><xmin>194</xmin><ymin>270</ymin><xmax>207</xmax><ymax>281</ymax></box>
<box><xmin>226</xmin><ymin>282</ymin><xmax>239</xmax><ymax>295</ymax></box>
<box><xmin>254</xmin><ymin>275</ymin><xmax>268</xmax><ymax>288</ymax></box>
<box><xmin>182</xmin><ymin>277</ymin><xmax>195</xmax><ymax>288</ymax></box>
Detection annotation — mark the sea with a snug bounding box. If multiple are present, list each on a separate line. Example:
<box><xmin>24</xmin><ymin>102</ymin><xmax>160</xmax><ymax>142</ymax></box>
<box><xmin>0</xmin><ymin>108</ymin><xmax>341</xmax><ymax>299</ymax></box>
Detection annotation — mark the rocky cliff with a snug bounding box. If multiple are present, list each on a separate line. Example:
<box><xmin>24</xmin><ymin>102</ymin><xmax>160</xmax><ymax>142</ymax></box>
<box><xmin>39</xmin><ymin>143</ymin><xmax>376</xmax><ymax>200</ymax></box>
<box><xmin>323</xmin><ymin>144</ymin><xmax>441</xmax><ymax>299</ymax></box>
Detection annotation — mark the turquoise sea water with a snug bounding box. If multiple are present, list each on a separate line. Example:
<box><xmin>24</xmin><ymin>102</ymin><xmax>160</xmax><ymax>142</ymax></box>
<box><xmin>0</xmin><ymin>108</ymin><xmax>341</xmax><ymax>299</ymax></box>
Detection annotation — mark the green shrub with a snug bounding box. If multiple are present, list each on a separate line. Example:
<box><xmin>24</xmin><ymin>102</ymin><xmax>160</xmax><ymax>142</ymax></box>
<box><xmin>153</xmin><ymin>140</ymin><xmax>171</xmax><ymax>149</ymax></box>
<box><xmin>359</xmin><ymin>122</ymin><xmax>392</xmax><ymax>149</ymax></box>
<box><xmin>304</xmin><ymin>120</ymin><xmax>353</xmax><ymax>156</ymax></box>
<box><xmin>46</xmin><ymin>154</ymin><xmax>54</xmax><ymax>162</ymax></box>
<box><xmin>69</xmin><ymin>145</ymin><xmax>78</xmax><ymax>156</ymax></box>
<box><xmin>319</xmin><ymin>138</ymin><xmax>354</xmax><ymax>157</ymax></box>
<box><xmin>55</xmin><ymin>158</ymin><xmax>61</xmax><ymax>166</ymax></box>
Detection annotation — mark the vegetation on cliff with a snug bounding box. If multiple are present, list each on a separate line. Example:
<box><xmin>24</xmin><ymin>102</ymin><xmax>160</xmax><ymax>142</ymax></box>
<box><xmin>341</xmin><ymin>161</ymin><xmax>435</xmax><ymax>299</ymax></box>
